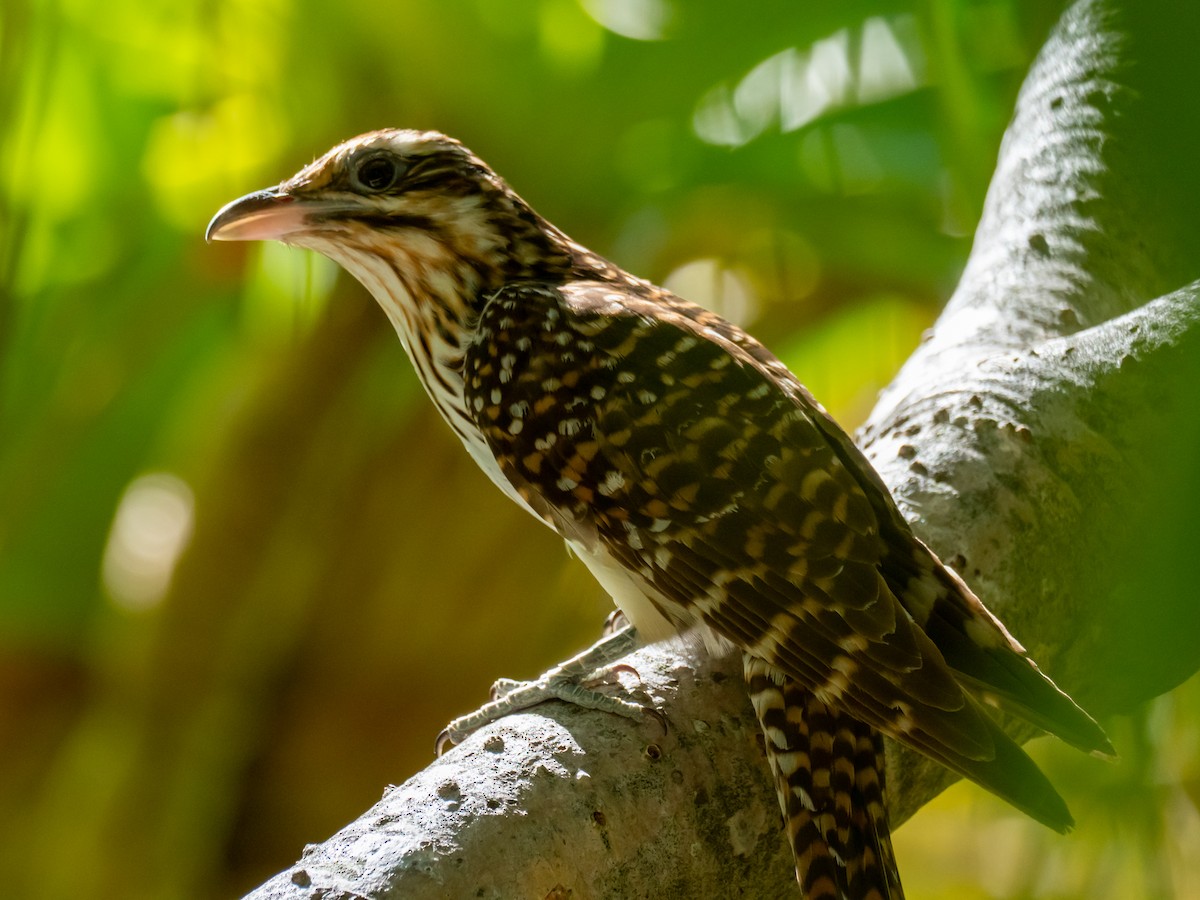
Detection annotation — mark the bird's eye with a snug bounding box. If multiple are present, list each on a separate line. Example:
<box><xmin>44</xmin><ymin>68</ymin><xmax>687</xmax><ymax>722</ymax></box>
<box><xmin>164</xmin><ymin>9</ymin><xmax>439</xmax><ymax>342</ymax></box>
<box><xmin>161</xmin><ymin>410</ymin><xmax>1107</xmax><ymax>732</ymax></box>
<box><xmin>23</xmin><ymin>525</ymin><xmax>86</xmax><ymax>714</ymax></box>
<box><xmin>353</xmin><ymin>152</ymin><xmax>405</xmax><ymax>192</ymax></box>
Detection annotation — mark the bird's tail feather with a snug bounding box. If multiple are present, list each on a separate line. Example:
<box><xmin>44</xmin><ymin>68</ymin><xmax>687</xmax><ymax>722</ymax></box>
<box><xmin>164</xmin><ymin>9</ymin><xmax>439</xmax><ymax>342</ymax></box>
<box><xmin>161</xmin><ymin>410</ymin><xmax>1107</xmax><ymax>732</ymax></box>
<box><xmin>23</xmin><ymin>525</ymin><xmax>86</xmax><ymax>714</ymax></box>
<box><xmin>745</xmin><ymin>655</ymin><xmax>904</xmax><ymax>900</ymax></box>
<box><xmin>893</xmin><ymin>539</ymin><xmax>1114</xmax><ymax>758</ymax></box>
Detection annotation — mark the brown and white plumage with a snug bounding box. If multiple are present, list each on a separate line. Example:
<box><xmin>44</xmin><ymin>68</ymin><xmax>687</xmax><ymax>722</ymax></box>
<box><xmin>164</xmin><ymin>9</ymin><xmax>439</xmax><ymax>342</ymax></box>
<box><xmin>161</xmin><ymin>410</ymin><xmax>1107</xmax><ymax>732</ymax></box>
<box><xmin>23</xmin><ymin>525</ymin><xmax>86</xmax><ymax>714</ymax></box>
<box><xmin>746</xmin><ymin>657</ymin><xmax>899</xmax><ymax>900</ymax></box>
<box><xmin>208</xmin><ymin>129</ymin><xmax>1113</xmax><ymax>898</ymax></box>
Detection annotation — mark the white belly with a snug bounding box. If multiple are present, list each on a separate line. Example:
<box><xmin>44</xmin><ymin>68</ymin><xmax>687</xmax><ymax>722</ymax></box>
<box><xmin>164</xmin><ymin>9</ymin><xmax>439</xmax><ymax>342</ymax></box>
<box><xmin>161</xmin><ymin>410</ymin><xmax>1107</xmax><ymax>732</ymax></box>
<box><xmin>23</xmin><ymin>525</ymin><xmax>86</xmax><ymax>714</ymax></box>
<box><xmin>566</xmin><ymin>538</ymin><xmax>680</xmax><ymax>644</ymax></box>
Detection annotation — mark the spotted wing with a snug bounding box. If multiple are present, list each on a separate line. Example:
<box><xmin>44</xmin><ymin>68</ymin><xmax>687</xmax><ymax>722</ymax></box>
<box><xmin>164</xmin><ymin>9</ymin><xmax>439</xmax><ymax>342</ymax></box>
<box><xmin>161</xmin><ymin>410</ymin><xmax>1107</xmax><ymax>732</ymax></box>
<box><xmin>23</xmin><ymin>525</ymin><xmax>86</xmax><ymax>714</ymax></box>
<box><xmin>463</xmin><ymin>279</ymin><xmax>1090</xmax><ymax>830</ymax></box>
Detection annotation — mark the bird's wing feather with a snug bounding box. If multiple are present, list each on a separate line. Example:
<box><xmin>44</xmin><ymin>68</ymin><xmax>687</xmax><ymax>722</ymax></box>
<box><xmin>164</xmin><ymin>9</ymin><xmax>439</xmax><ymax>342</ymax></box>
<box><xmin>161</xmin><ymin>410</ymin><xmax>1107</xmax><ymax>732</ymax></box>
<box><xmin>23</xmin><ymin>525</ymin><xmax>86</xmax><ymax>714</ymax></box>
<box><xmin>463</xmin><ymin>279</ymin><xmax>1085</xmax><ymax>828</ymax></box>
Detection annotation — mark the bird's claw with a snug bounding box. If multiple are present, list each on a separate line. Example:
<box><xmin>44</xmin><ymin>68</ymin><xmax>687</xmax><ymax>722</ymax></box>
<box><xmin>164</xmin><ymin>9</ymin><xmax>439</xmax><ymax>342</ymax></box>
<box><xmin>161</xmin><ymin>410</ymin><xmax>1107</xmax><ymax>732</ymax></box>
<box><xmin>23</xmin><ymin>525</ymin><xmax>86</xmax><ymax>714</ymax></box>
<box><xmin>434</xmin><ymin>670</ymin><xmax>664</xmax><ymax>755</ymax></box>
<box><xmin>434</xmin><ymin>726</ymin><xmax>456</xmax><ymax>757</ymax></box>
<box><xmin>602</xmin><ymin>609</ymin><xmax>629</xmax><ymax>636</ymax></box>
<box><xmin>434</xmin><ymin>626</ymin><xmax>647</xmax><ymax>756</ymax></box>
<box><xmin>642</xmin><ymin>704</ymin><xmax>669</xmax><ymax>738</ymax></box>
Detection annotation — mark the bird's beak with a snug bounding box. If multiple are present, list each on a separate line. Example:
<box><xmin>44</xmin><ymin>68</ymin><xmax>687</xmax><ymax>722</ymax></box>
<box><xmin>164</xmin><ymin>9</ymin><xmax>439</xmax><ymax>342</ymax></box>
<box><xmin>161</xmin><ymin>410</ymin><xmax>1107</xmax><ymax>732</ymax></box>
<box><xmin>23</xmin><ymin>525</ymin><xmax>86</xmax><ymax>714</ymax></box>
<box><xmin>207</xmin><ymin>188</ymin><xmax>367</xmax><ymax>243</ymax></box>
<box><xmin>206</xmin><ymin>187</ymin><xmax>311</xmax><ymax>243</ymax></box>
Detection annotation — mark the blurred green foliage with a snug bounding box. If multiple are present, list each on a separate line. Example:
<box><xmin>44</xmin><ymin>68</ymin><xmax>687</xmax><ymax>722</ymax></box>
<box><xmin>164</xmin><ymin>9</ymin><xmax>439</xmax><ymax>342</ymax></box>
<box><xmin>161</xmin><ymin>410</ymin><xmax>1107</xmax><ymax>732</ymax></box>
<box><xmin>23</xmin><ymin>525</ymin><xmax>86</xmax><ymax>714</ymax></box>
<box><xmin>0</xmin><ymin>1</ymin><xmax>1195</xmax><ymax>898</ymax></box>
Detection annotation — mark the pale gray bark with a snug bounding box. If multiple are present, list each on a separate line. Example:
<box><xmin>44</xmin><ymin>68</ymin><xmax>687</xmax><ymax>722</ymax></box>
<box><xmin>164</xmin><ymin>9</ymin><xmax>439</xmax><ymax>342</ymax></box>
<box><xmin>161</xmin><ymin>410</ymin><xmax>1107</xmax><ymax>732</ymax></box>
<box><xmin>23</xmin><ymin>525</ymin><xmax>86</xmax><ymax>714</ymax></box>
<box><xmin>245</xmin><ymin>0</ymin><xmax>1200</xmax><ymax>896</ymax></box>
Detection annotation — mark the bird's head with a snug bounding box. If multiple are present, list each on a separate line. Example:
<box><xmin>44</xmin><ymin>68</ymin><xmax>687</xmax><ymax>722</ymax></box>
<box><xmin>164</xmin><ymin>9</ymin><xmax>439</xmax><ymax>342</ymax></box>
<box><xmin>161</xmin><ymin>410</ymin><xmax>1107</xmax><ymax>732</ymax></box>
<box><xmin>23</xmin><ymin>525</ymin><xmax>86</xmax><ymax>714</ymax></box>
<box><xmin>207</xmin><ymin>129</ymin><xmax>578</xmax><ymax>309</ymax></box>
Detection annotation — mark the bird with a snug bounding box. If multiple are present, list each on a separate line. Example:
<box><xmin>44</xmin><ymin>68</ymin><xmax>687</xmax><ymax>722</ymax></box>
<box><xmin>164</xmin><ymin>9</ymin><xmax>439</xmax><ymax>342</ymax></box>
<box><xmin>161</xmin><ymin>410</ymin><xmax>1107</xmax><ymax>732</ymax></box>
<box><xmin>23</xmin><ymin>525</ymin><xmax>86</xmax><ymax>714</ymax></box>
<box><xmin>207</xmin><ymin>129</ymin><xmax>1113</xmax><ymax>899</ymax></box>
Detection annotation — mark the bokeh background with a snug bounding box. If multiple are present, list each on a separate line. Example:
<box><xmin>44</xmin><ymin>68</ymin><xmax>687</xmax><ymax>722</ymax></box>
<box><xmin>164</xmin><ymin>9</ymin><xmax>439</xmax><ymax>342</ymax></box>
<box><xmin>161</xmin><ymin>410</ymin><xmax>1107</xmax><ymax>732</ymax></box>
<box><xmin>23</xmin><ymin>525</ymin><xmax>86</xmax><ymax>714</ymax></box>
<box><xmin>2</xmin><ymin>0</ymin><xmax>1197</xmax><ymax>897</ymax></box>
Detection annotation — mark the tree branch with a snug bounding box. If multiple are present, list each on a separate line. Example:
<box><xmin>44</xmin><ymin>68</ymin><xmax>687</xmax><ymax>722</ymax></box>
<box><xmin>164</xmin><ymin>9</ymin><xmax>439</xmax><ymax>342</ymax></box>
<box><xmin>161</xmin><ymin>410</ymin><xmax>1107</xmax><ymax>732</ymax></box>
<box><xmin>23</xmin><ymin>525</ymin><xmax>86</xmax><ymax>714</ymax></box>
<box><xmin>244</xmin><ymin>0</ymin><xmax>1200</xmax><ymax>896</ymax></box>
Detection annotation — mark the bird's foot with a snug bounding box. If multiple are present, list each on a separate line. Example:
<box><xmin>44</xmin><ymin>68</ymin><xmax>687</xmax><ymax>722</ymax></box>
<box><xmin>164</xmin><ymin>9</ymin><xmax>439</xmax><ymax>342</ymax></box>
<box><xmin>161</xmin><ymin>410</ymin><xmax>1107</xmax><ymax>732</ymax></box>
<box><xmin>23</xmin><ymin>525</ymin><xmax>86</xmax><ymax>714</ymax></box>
<box><xmin>601</xmin><ymin>608</ymin><xmax>629</xmax><ymax>636</ymax></box>
<box><xmin>435</xmin><ymin>625</ymin><xmax>663</xmax><ymax>754</ymax></box>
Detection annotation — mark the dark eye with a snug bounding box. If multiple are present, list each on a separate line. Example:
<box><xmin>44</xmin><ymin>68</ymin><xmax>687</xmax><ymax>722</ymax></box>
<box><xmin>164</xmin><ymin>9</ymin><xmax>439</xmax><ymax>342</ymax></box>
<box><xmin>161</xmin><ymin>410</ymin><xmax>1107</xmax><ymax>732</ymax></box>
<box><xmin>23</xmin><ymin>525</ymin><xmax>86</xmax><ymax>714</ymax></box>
<box><xmin>353</xmin><ymin>152</ymin><xmax>404</xmax><ymax>192</ymax></box>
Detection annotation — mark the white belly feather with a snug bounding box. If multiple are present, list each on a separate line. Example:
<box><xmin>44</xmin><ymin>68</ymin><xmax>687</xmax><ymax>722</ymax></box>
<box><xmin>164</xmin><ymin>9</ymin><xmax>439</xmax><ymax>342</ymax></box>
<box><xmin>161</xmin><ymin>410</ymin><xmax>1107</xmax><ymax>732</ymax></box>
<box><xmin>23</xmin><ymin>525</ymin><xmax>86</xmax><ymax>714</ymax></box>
<box><xmin>566</xmin><ymin>538</ymin><xmax>679</xmax><ymax>644</ymax></box>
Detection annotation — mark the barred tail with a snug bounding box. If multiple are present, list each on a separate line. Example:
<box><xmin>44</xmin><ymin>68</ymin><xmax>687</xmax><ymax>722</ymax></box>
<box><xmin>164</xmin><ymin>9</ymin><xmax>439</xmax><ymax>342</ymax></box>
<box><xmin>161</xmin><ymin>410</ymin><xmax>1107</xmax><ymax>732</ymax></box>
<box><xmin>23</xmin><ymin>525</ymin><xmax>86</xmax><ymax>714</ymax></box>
<box><xmin>745</xmin><ymin>655</ymin><xmax>904</xmax><ymax>900</ymax></box>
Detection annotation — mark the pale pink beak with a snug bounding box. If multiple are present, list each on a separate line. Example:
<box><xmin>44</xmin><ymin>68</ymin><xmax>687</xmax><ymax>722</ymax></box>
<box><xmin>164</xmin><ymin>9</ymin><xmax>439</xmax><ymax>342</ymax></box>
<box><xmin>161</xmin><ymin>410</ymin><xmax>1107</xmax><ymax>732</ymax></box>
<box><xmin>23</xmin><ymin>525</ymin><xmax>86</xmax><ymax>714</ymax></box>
<box><xmin>206</xmin><ymin>188</ymin><xmax>311</xmax><ymax>242</ymax></box>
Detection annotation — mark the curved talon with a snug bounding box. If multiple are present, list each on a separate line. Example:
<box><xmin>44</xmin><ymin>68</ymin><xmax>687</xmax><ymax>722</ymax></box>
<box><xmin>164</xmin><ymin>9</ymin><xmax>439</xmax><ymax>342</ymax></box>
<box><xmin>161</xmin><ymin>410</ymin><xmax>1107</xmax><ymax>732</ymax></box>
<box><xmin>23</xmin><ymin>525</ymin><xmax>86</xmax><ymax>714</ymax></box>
<box><xmin>602</xmin><ymin>609</ymin><xmax>628</xmax><ymax>636</ymax></box>
<box><xmin>644</xmin><ymin>705</ymin><xmax>670</xmax><ymax>738</ymax></box>
<box><xmin>605</xmin><ymin>662</ymin><xmax>641</xmax><ymax>681</ymax></box>
<box><xmin>434</xmin><ymin>727</ymin><xmax>456</xmax><ymax>757</ymax></box>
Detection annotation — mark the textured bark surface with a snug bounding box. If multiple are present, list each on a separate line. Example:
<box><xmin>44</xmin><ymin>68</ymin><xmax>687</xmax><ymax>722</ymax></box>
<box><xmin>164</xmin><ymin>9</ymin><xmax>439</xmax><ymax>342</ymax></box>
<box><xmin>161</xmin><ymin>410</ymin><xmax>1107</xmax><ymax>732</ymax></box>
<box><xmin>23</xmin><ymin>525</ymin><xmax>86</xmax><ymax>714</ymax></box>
<box><xmin>244</xmin><ymin>0</ymin><xmax>1200</xmax><ymax>896</ymax></box>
